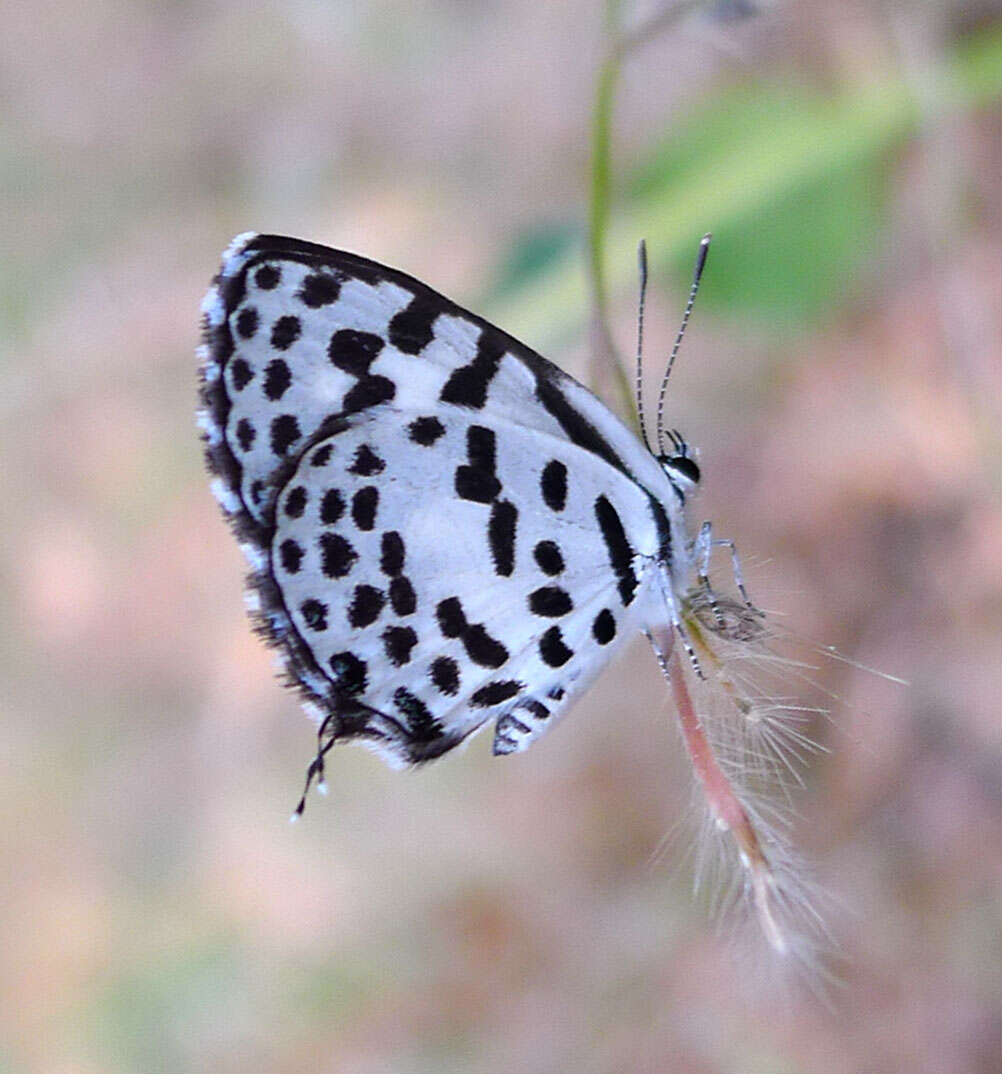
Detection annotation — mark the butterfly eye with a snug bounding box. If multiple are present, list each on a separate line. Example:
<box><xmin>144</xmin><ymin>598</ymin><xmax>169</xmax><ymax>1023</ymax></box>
<box><xmin>664</xmin><ymin>454</ymin><xmax>701</xmax><ymax>485</ymax></box>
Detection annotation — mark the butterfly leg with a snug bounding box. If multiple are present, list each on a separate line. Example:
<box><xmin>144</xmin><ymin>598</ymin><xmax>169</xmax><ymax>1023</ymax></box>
<box><xmin>694</xmin><ymin>521</ymin><xmax>759</xmax><ymax>618</ymax></box>
<box><xmin>657</xmin><ymin>573</ymin><xmax>704</xmax><ymax>679</ymax></box>
<box><xmin>693</xmin><ymin>522</ymin><xmax>727</xmax><ymax>632</ymax></box>
<box><xmin>645</xmin><ymin>626</ymin><xmax>673</xmax><ymax>680</ymax></box>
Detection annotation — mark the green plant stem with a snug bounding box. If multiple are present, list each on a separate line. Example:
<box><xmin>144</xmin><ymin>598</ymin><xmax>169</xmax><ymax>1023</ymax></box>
<box><xmin>588</xmin><ymin>40</ymin><xmax>634</xmax><ymax>423</ymax></box>
<box><xmin>586</xmin><ymin>0</ymin><xmax>710</xmax><ymax>426</ymax></box>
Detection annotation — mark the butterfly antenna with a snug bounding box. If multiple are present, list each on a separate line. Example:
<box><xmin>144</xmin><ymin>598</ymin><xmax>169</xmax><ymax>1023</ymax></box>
<box><xmin>635</xmin><ymin>239</ymin><xmax>653</xmax><ymax>452</ymax></box>
<box><xmin>656</xmin><ymin>233</ymin><xmax>711</xmax><ymax>455</ymax></box>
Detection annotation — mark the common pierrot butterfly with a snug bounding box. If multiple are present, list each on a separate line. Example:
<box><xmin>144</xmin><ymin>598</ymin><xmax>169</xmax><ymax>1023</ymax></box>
<box><xmin>199</xmin><ymin>232</ymin><xmax>802</xmax><ymax>954</ymax></box>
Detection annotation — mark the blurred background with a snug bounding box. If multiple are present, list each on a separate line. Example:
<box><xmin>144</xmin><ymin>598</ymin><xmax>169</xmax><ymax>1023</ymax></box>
<box><xmin>3</xmin><ymin>1</ymin><xmax>1002</xmax><ymax>1071</ymax></box>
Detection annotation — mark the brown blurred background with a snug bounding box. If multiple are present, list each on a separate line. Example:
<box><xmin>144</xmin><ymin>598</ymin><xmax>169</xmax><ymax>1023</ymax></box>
<box><xmin>3</xmin><ymin>2</ymin><xmax>1002</xmax><ymax>1071</ymax></box>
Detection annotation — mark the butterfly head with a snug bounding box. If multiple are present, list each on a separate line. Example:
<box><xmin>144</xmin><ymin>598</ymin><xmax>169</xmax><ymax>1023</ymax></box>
<box><xmin>658</xmin><ymin>429</ymin><xmax>700</xmax><ymax>496</ymax></box>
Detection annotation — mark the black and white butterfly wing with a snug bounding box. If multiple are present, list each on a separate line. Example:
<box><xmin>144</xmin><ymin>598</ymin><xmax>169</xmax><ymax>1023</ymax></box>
<box><xmin>199</xmin><ymin>234</ymin><xmax>678</xmax><ymax>765</ymax></box>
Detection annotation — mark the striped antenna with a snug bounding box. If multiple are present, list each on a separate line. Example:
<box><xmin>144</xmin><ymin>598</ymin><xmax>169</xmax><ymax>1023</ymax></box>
<box><xmin>656</xmin><ymin>233</ymin><xmax>711</xmax><ymax>455</ymax></box>
<box><xmin>635</xmin><ymin>240</ymin><xmax>652</xmax><ymax>452</ymax></box>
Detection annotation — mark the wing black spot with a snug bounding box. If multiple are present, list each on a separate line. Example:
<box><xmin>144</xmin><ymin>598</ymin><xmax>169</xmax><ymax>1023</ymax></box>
<box><xmin>263</xmin><ymin>358</ymin><xmax>292</xmax><ymax>401</ymax></box>
<box><xmin>533</xmin><ymin>540</ymin><xmax>564</xmax><ymax>576</ymax></box>
<box><xmin>351</xmin><ymin>486</ymin><xmax>379</xmax><ymax>531</ymax></box>
<box><xmin>521</xmin><ymin>699</ymin><xmax>550</xmax><ymax>720</ymax></box>
<box><xmin>235</xmin><ymin>418</ymin><xmax>255</xmax><ymax>452</ymax></box>
<box><xmin>439</xmin><ymin>332</ymin><xmax>505</xmax><ymax>409</ymax></box>
<box><xmin>388</xmin><ymin>293</ymin><xmax>439</xmax><ymax>354</ymax></box>
<box><xmin>430</xmin><ymin>656</ymin><xmax>460</xmax><ymax>696</ymax></box>
<box><xmin>464</xmin><ymin>625</ymin><xmax>508</xmax><ymax>669</ymax></box>
<box><xmin>270</xmin><ymin>413</ymin><xmax>301</xmax><ymax>456</ymax></box>
<box><xmin>382</xmin><ymin>625</ymin><xmax>418</xmax><ymax>666</ymax></box>
<box><xmin>319</xmin><ymin>532</ymin><xmax>357</xmax><ymax>578</ymax></box>
<box><xmin>436</xmin><ymin>597</ymin><xmax>467</xmax><ymax>638</ymax></box>
<box><xmin>408</xmin><ymin>416</ymin><xmax>445</xmax><ymax>446</ymax></box>
<box><xmin>343</xmin><ymin>375</ymin><xmax>395</xmax><ymax>413</ymax></box>
<box><xmin>471</xmin><ymin>680</ymin><xmax>523</xmax><ymax>708</ymax></box>
<box><xmin>298</xmin><ymin>272</ymin><xmax>340</xmax><ymax>307</ymax></box>
<box><xmin>592</xmin><ymin>608</ymin><xmax>616</xmax><ymax>645</ymax></box>
<box><xmin>347</xmin><ymin>584</ymin><xmax>385</xmax><ymax>628</ymax></box>
<box><xmin>300</xmin><ymin>599</ymin><xmax>328</xmax><ymax>631</ymax></box>
<box><xmin>320</xmin><ymin>488</ymin><xmax>345</xmax><ymax>525</ymax></box>
<box><xmin>329</xmin><ymin>651</ymin><xmax>366</xmax><ymax>695</ymax></box>
<box><xmin>528</xmin><ymin>586</ymin><xmax>573</xmax><ymax>618</ymax></box>
<box><xmin>540</xmin><ymin>460</ymin><xmax>567</xmax><ymax>511</ymax></box>
<box><xmin>229</xmin><ymin>357</ymin><xmax>253</xmax><ymax>391</ymax></box>
<box><xmin>539</xmin><ymin>626</ymin><xmax>573</xmax><ymax>667</ymax></box>
<box><xmin>311</xmin><ymin>444</ymin><xmax>333</xmax><ymax>467</ymax></box>
<box><xmin>389</xmin><ymin>576</ymin><xmax>416</xmax><ymax>616</ymax></box>
<box><xmin>235</xmin><ymin>306</ymin><xmax>258</xmax><ymax>339</ymax></box>
<box><xmin>455</xmin><ymin>425</ymin><xmax>500</xmax><ymax>503</ymax></box>
<box><xmin>349</xmin><ymin>444</ymin><xmax>385</xmax><ymax>476</ymax></box>
<box><xmin>270</xmin><ymin>315</ymin><xmax>301</xmax><ymax>350</ymax></box>
<box><xmin>255</xmin><ymin>264</ymin><xmax>280</xmax><ymax>290</ymax></box>
<box><xmin>393</xmin><ymin>687</ymin><xmax>443</xmax><ymax>741</ymax></box>
<box><xmin>328</xmin><ymin>329</ymin><xmax>384</xmax><ymax>376</ymax></box>
<box><xmin>284</xmin><ymin>485</ymin><xmax>307</xmax><ymax>518</ymax></box>
<box><xmin>488</xmin><ymin>500</ymin><xmax>518</xmax><ymax>576</ymax></box>
<box><xmin>380</xmin><ymin>531</ymin><xmax>405</xmax><ymax>575</ymax></box>
<box><xmin>279</xmin><ymin>538</ymin><xmax>303</xmax><ymax>573</ymax></box>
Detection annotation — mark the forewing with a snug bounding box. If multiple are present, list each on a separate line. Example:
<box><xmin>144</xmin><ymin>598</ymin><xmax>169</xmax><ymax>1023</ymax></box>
<box><xmin>199</xmin><ymin>233</ymin><xmax>668</xmax><ymax>764</ymax></box>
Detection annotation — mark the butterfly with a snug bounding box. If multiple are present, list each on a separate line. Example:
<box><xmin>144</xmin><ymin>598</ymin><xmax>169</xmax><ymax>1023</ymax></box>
<box><xmin>198</xmin><ymin>232</ymin><xmax>802</xmax><ymax>951</ymax></box>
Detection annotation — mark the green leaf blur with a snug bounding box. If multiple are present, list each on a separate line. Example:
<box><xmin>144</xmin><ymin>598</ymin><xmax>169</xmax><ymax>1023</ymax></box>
<box><xmin>486</xmin><ymin>25</ymin><xmax>1002</xmax><ymax>349</ymax></box>
<box><xmin>633</xmin><ymin>88</ymin><xmax>887</xmax><ymax>325</ymax></box>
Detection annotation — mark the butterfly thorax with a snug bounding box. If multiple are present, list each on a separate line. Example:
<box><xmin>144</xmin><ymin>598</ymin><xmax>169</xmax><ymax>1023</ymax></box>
<box><xmin>639</xmin><ymin>470</ymin><xmax>699</xmax><ymax>618</ymax></box>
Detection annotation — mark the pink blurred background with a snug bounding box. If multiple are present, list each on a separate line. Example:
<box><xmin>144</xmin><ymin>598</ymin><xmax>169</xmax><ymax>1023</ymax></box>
<box><xmin>3</xmin><ymin>2</ymin><xmax>1001</xmax><ymax>1071</ymax></box>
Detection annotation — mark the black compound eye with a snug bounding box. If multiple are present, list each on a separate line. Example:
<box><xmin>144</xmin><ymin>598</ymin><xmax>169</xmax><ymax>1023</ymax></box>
<box><xmin>667</xmin><ymin>455</ymin><xmax>700</xmax><ymax>484</ymax></box>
